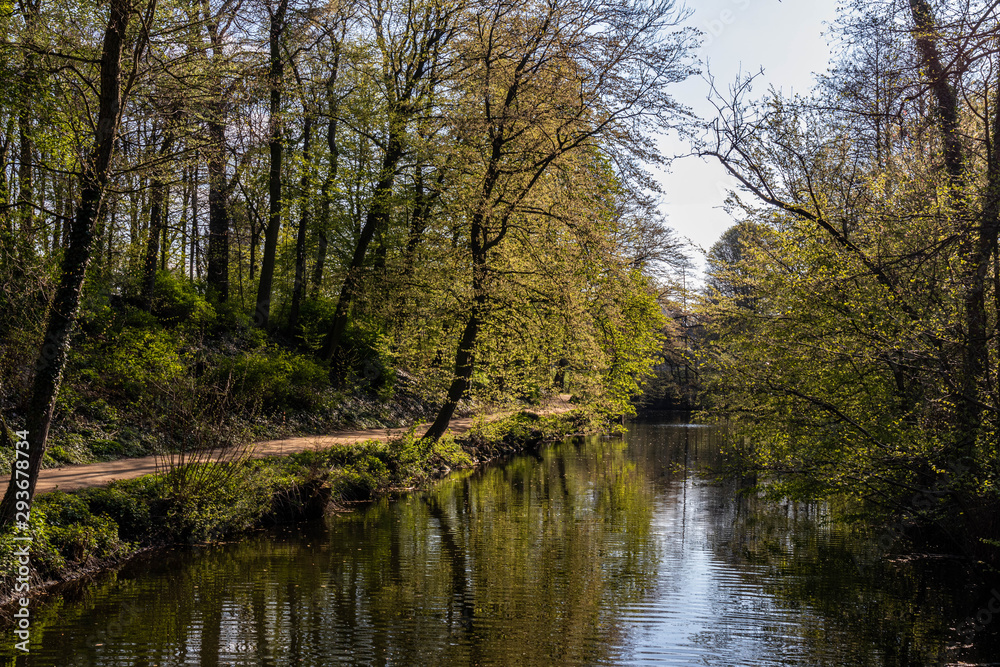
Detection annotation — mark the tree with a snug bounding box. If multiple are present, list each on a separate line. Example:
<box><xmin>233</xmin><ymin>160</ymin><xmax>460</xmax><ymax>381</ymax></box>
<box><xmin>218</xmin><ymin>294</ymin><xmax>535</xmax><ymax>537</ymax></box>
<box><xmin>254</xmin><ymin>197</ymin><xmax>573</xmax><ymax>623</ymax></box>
<box><xmin>422</xmin><ymin>0</ymin><xmax>695</xmax><ymax>440</ymax></box>
<box><xmin>319</xmin><ymin>0</ymin><xmax>459</xmax><ymax>358</ymax></box>
<box><xmin>1</xmin><ymin>0</ymin><xmax>156</xmax><ymax>527</ymax></box>
<box><xmin>698</xmin><ymin>0</ymin><xmax>1000</xmax><ymax>548</ymax></box>
<box><xmin>253</xmin><ymin>0</ymin><xmax>291</xmax><ymax>328</ymax></box>
<box><xmin>198</xmin><ymin>0</ymin><xmax>248</xmax><ymax>304</ymax></box>
<box><xmin>705</xmin><ymin>221</ymin><xmax>766</xmax><ymax>308</ymax></box>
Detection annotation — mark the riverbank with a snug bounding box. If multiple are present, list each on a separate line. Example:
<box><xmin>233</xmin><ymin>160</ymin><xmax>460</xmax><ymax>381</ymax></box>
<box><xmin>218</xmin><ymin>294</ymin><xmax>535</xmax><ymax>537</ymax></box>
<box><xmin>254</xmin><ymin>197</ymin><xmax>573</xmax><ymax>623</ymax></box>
<box><xmin>0</xmin><ymin>407</ymin><xmax>587</xmax><ymax>615</ymax></box>
<box><xmin>0</xmin><ymin>394</ymin><xmax>575</xmax><ymax>495</ymax></box>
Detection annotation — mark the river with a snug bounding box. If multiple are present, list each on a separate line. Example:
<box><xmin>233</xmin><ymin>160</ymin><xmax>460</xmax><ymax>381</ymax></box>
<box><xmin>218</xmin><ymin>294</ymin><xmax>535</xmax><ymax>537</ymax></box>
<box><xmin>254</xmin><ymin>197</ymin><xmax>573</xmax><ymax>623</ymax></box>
<box><xmin>3</xmin><ymin>418</ymin><xmax>998</xmax><ymax>665</ymax></box>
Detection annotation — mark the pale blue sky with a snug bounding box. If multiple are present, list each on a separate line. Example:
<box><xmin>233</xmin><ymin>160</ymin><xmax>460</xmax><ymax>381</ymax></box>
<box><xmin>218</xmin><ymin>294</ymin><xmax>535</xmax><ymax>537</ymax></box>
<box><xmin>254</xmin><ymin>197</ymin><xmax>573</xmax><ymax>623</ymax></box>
<box><xmin>659</xmin><ymin>0</ymin><xmax>840</xmax><ymax>272</ymax></box>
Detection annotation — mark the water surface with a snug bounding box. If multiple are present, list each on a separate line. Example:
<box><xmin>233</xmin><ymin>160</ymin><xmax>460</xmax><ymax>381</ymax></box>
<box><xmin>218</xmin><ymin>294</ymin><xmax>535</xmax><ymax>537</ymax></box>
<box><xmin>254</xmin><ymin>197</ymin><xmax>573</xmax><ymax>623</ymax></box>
<box><xmin>3</xmin><ymin>420</ymin><xmax>998</xmax><ymax>665</ymax></box>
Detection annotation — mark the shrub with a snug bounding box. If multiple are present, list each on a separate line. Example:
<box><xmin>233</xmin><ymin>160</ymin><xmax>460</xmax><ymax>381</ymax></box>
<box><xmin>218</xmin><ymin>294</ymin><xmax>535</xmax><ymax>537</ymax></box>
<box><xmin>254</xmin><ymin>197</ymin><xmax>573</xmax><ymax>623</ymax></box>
<box><xmin>210</xmin><ymin>346</ymin><xmax>330</xmax><ymax>412</ymax></box>
<box><xmin>100</xmin><ymin>328</ymin><xmax>186</xmax><ymax>400</ymax></box>
<box><xmin>149</xmin><ymin>271</ymin><xmax>216</xmax><ymax>327</ymax></box>
<box><xmin>86</xmin><ymin>482</ymin><xmax>157</xmax><ymax>541</ymax></box>
<box><xmin>294</xmin><ymin>296</ymin><xmax>340</xmax><ymax>352</ymax></box>
<box><xmin>0</xmin><ymin>506</ymin><xmax>64</xmax><ymax>579</ymax></box>
<box><xmin>33</xmin><ymin>492</ymin><xmax>132</xmax><ymax>566</ymax></box>
<box><xmin>335</xmin><ymin>454</ymin><xmax>392</xmax><ymax>500</ymax></box>
<box><xmin>161</xmin><ymin>462</ymin><xmax>274</xmax><ymax>542</ymax></box>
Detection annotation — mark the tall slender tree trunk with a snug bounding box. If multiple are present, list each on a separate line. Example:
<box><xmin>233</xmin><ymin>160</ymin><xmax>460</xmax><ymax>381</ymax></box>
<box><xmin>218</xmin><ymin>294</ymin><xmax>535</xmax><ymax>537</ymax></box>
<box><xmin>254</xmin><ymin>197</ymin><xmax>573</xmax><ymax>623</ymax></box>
<box><xmin>0</xmin><ymin>0</ymin><xmax>136</xmax><ymax>527</ymax></box>
<box><xmin>179</xmin><ymin>164</ymin><xmax>189</xmax><ymax>270</ymax></box>
<box><xmin>190</xmin><ymin>161</ymin><xmax>199</xmax><ymax>280</ymax></box>
<box><xmin>51</xmin><ymin>178</ymin><xmax>63</xmax><ymax>253</ymax></box>
<box><xmin>909</xmin><ymin>0</ymin><xmax>988</xmax><ymax>462</ymax></box>
<box><xmin>141</xmin><ymin>132</ymin><xmax>174</xmax><ymax>308</ymax></box>
<box><xmin>161</xmin><ymin>190</ymin><xmax>169</xmax><ymax>271</ymax></box>
<box><xmin>206</xmin><ymin>115</ymin><xmax>230</xmax><ymax>301</ymax></box>
<box><xmin>311</xmin><ymin>109</ymin><xmax>340</xmax><ymax>298</ymax></box>
<box><xmin>320</xmin><ymin>129</ymin><xmax>402</xmax><ymax>359</ymax></box>
<box><xmin>288</xmin><ymin>113</ymin><xmax>312</xmax><ymax>335</ymax></box>
<box><xmin>0</xmin><ymin>122</ymin><xmax>11</xmax><ymax>241</ymax></box>
<box><xmin>311</xmin><ymin>231</ymin><xmax>328</xmax><ymax>298</ymax></box>
<box><xmin>423</xmin><ymin>125</ymin><xmax>508</xmax><ymax>441</ymax></box>
<box><xmin>14</xmin><ymin>0</ymin><xmax>39</xmax><ymax>246</ymax></box>
<box><xmin>253</xmin><ymin>0</ymin><xmax>289</xmax><ymax>328</ymax></box>
<box><xmin>402</xmin><ymin>160</ymin><xmax>446</xmax><ymax>278</ymax></box>
<box><xmin>16</xmin><ymin>115</ymin><xmax>33</xmax><ymax>243</ymax></box>
<box><xmin>423</xmin><ymin>214</ymin><xmax>487</xmax><ymax>442</ymax></box>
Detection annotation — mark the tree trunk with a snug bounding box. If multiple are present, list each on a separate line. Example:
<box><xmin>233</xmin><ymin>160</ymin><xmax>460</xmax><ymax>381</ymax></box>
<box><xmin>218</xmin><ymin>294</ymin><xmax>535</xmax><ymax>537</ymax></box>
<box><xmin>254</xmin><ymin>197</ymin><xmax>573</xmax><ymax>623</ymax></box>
<box><xmin>141</xmin><ymin>132</ymin><xmax>175</xmax><ymax>308</ymax></box>
<box><xmin>190</xmin><ymin>161</ymin><xmax>199</xmax><ymax>279</ymax></box>
<box><xmin>423</xmin><ymin>116</ymin><xmax>508</xmax><ymax>441</ymax></box>
<box><xmin>288</xmin><ymin>113</ymin><xmax>312</xmax><ymax>335</ymax></box>
<box><xmin>253</xmin><ymin>0</ymin><xmax>289</xmax><ymax>328</ymax></box>
<box><xmin>206</xmin><ymin>115</ymin><xmax>230</xmax><ymax>302</ymax></box>
<box><xmin>311</xmin><ymin>115</ymin><xmax>339</xmax><ymax>298</ymax></box>
<box><xmin>0</xmin><ymin>120</ymin><xmax>11</xmax><ymax>240</ymax></box>
<box><xmin>320</xmin><ymin>129</ymin><xmax>402</xmax><ymax>359</ymax></box>
<box><xmin>423</xmin><ymin>215</ymin><xmax>487</xmax><ymax>442</ymax></box>
<box><xmin>909</xmin><ymin>0</ymin><xmax>989</xmax><ymax>461</ymax></box>
<box><xmin>311</xmin><ymin>231</ymin><xmax>328</xmax><ymax>298</ymax></box>
<box><xmin>311</xmin><ymin>57</ymin><xmax>341</xmax><ymax>299</ymax></box>
<box><xmin>909</xmin><ymin>0</ymin><xmax>965</xmax><ymax>189</ymax></box>
<box><xmin>402</xmin><ymin>161</ymin><xmax>446</xmax><ymax>278</ymax></box>
<box><xmin>16</xmin><ymin>114</ymin><xmax>33</xmax><ymax>243</ymax></box>
<box><xmin>0</xmin><ymin>0</ymin><xmax>133</xmax><ymax>528</ymax></box>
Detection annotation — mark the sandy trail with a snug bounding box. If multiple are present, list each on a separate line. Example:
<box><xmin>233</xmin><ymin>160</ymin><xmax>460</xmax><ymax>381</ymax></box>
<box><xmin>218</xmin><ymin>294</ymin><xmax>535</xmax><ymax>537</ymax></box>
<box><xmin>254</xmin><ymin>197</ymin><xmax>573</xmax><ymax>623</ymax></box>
<box><xmin>1</xmin><ymin>396</ymin><xmax>574</xmax><ymax>494</ymax></box>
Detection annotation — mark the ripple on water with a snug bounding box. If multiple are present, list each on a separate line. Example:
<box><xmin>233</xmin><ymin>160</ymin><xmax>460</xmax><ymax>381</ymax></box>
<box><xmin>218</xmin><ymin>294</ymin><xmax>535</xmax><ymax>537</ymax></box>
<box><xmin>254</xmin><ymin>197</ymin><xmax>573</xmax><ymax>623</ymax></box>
<box><xmin>1</xmin><ymin>423</ymin><xmax>993</xmax><ymax>666</ymax></box>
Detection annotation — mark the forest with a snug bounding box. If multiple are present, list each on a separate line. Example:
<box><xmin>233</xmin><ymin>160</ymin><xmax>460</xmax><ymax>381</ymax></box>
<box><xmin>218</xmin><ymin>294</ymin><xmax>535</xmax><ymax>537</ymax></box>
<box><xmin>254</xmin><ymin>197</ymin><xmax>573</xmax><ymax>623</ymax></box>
<box><xmin>0</xmin><ymin>0</ymin><xmax>696</xmax><ymax>527</ymax></box>
<box><xmin>6</xmin><ymin>0</ymin><xmax>1000</xmax><ymax>613</ymax></box>
<box><xmin>6</xmin><ymin>0</ymin><xmax>1000</xmax><ymax>660</ymax></box>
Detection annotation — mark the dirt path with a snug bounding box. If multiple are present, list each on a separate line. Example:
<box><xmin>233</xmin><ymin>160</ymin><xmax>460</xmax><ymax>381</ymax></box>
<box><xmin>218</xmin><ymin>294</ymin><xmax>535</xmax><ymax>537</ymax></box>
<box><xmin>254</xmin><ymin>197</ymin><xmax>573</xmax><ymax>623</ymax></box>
<box><xmin>1</xmin><ymin>396</ymin><xmax>574</xmax><ymax>494</ymax></box>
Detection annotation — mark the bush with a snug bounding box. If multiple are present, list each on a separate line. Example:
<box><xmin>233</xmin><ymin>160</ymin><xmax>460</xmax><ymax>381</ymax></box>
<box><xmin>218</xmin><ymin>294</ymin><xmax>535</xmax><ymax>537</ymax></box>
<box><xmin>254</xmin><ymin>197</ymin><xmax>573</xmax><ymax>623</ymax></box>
<box><xmin>0</xmin><ymin>507</ymin><xmax>64</xmax><ymax>579</ymax></box>
<box><xmin>161</xmin><ymin>462</ymin><xmax>274</xmax><ymax>542</ymax></box>
<box><xmin>149</xmin><ymin>271</ymin><xmax>216</xmax><ymax>327</ymax></box>
<box><xmin>99</xmin><ymin>328</ymin><xmax>186</xmax><ymax>400</ymax></box>
<box><xmin>463</xmin><ymin>411</ymin><xmax>580</xmax><ymax>453</ymax></box>
<box><xmin>294</xmin><ymin>296</ymin><xmax>340</xmax><ymax>352</ymax></box>
<box><xmin>335</xmin><ymin>453</ymin><xmax>392</xmax><ymax>500</ymax></box>
<box><xmin>86</xmin><ymin>481</ymin><xmax>157</xmax><ymax>541</ymax></box>
<box><xmin>33</xmin><ymin>491</ymin><xmax>132</xmax><ymax>566</ymax></box>
<box><xmin>210</xmin><ymin>345</ymin><xmax>330</xmax><ymax>412</ymax></box>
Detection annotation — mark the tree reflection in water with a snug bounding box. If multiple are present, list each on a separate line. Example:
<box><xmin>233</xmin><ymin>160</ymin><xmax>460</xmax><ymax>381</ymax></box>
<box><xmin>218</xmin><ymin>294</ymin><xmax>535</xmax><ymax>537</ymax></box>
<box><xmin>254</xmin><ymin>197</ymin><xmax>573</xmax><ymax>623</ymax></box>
<box><xmin>5</xmin><ymin>422</ymin><xmax>998</xmax><ymax>666</ymax></box>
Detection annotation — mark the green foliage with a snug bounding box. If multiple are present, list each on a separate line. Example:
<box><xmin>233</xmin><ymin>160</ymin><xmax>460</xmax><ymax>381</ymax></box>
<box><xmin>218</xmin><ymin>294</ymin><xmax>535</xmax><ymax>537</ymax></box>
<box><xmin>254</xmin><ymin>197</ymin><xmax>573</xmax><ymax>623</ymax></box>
<box><xmin>0</xmin><ymin>506</ymin><xmax>63</xmax><ymax>578</ymax></box>
<box><xmin>336</xmin><ymin>453</ymin><xmax>392</xmax><ymax>500</ymax></box>
<box><xmin>161</xmin><ymin>462</ymin><xmax>274</xmax><ymax>543</ymax></box>
<box><xmin>209</xmin><ymin>345</ymin><xmax>330</xmax><ymax>413</ymax></box>
<box><xmin>86</xmin><ymin>479</ymin><xmax>159</xmax><ymax>541</ymax></box>
<box><xmin>33</xmin><ymin>491</ymin><xmax>133</xmax><ymax>567</ymax></box>
<box><xmin>322</xmin><ymin>318</ymin><xmax>397</xmax><ymax>398</ymax></box>
<box><xmin>464</xmin><ymin>411</ymin><xmax>580</xmax><ymax>453</ymax></box>
<box><xmin>148</xmin><ymin>271</ymin><xmax>216</xmax><ymax>328</ymax></box>
<box><xmin>100</xmin><ymin>328</ymin><xmax>186</xmax><ymax>400</ymax></box>
<box><xmin>592</xmin><ymin>273</ymin><xmax>667</xmax><ymax>421</ymax></box>
<box><xmin>294</xmin><ymin>296</ymin><xmax>340</xmax><ymax>351</ymax></box>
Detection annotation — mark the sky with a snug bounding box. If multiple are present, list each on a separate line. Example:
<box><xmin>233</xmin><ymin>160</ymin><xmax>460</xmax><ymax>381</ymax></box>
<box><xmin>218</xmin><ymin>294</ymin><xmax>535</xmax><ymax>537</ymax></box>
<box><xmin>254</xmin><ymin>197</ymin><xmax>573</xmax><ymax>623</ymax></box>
<box><xmin>658</xmin><ymin>0</ymin><xmax>841</xmax><ymax>274</ymax></box>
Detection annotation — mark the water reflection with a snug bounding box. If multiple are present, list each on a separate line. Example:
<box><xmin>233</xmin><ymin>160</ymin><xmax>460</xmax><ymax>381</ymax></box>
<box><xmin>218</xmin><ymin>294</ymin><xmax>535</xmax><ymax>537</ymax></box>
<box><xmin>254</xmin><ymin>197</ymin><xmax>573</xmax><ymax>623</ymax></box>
<box><xmin>2</xmin><ymin>420</ymin><xmax>997</xmax><ymax>666</ymax></box>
